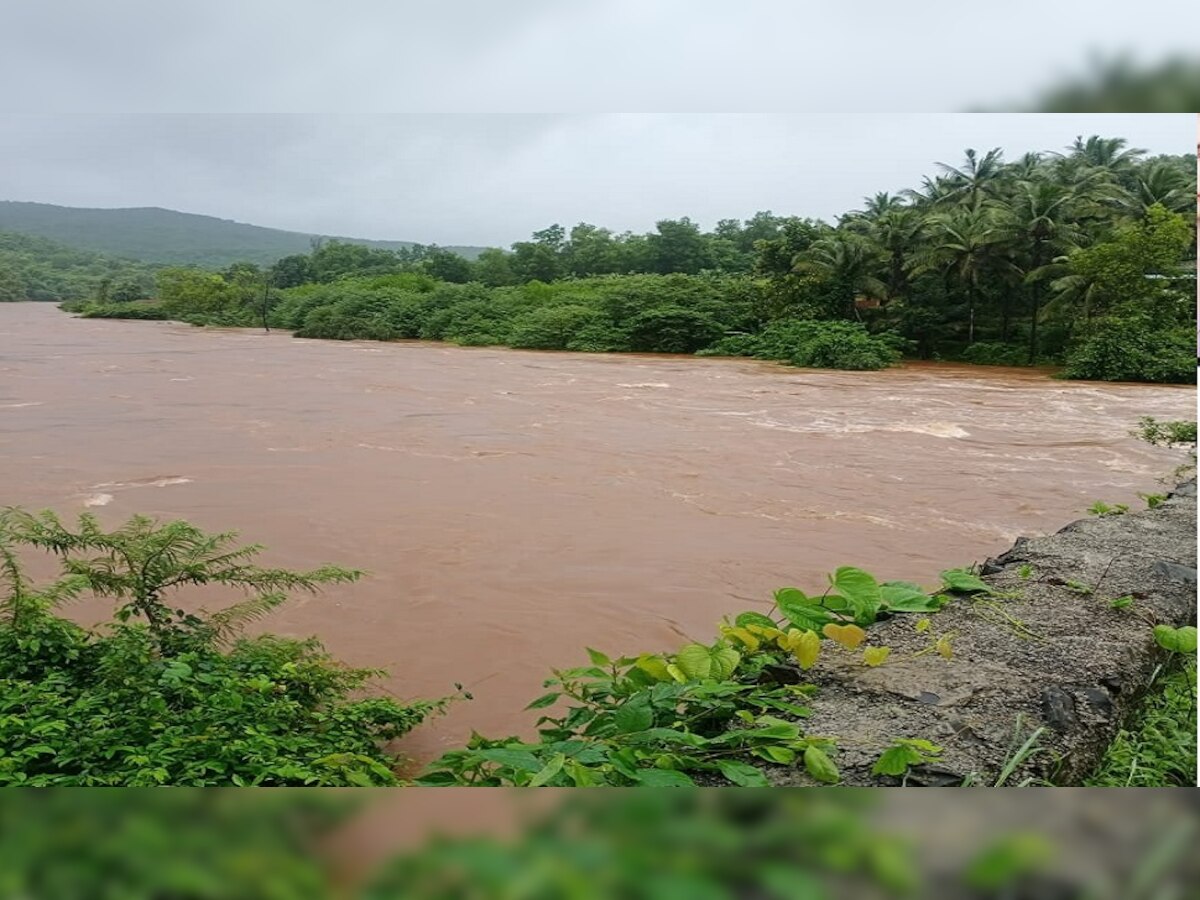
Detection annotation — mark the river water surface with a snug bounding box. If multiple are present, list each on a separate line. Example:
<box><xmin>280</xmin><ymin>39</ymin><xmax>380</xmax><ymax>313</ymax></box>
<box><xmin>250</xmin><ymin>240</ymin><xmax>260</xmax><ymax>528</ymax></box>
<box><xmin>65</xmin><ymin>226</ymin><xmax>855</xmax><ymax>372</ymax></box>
<box><xmin>1</xmin><ymin>303</ymin><xmax>1194</xmax><ymax>760</ymax></box>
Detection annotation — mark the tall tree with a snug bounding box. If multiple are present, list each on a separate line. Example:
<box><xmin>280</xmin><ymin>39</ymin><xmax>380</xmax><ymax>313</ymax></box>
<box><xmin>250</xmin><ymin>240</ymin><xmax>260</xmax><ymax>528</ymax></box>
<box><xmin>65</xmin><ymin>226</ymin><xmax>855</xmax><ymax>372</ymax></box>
<box><xmin>792</xmin><ymin>233</ymin><xmax>886</xmax><ymax>320</ymax></box>
<box><xmin>908</xmin><ymin>206</ymin><xmax>1009</xmax><ymax>344</ymax></box>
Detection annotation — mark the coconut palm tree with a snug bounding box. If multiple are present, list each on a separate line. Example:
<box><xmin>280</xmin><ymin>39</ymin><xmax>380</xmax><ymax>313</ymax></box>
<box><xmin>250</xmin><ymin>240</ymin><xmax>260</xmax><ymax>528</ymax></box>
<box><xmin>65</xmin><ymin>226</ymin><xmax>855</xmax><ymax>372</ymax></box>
<box><xmin>907</xmin><ymin>206</ymin><xmax>1010</xmax><ymax>344</ymax></box>
<box><xmin>791</xmin><ymin>233</ymin><xmax>887</xmax><ymax>320</ymax></box>
<box><xmin>870</xmin><ymin>207</ymin><xmax>924</xmax><ymax>301</ymax></box>
<box><xmin>998</xmin><ymin>180</ymin><xmax>1089</xmax><ymax>359</ymax></box>
<box><xmin>1067</xmin><ymin>135</ymin><xmax>1146</xmax><ymax>173</ymax></box>
<box><xmin>1101</xmin><ymin>161</ymin><xmax>1195</xmax><ymax>219</ymax></box>
<box><xmin>935</xmin><ymin>148</ymin><xmax>1007</xmax><ymax>209</ymax></box>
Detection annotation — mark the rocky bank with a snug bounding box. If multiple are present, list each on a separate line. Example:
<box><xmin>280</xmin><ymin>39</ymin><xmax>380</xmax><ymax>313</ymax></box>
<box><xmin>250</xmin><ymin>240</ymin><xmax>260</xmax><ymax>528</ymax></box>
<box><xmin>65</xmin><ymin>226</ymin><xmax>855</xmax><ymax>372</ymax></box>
<box><xmin>772</xmin><ymin>479</ymin><xmax>1197</xmax><ymax>786</ymax></box>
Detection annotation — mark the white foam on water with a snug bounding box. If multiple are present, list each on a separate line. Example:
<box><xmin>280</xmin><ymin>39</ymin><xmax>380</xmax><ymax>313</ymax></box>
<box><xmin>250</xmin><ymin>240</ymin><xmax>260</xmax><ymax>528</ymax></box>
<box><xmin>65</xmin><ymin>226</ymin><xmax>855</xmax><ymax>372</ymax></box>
<box><xmin>0</xmin><ymin>402</ymin><xmax>43</xmax><ymax>409</ymax></box>
<box><xmin>751</xmin><ymin>417</ymin><xmax>970</xmax><ymax>439</ymax></box>
<box><xmin>83</xmin><ymin>493</ymin><xmax>113</xmax><ymax>507</ymax></box>
<box><xmin>617</xmin><ymin>382</ymin><xmax>671</xmax><ymax>389</ymax></box>
<box><xmin>91</xmin><ymin>477</ymin><xmax>193</xmax><ymax>489</ymax></box>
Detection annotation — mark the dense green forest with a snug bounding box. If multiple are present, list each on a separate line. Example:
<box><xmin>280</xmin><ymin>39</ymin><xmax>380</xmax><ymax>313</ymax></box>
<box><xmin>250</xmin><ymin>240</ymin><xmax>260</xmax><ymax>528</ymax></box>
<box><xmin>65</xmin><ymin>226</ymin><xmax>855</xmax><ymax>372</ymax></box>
<box><xmin>52</xmin><ymin>136</ymin><xmax>1200</xmax><ymax>382</ymax></box>
<box><xmin>0</xmin><ymin>201</ymin><xmax>487</xmax><ymax>268</ymax></box>
<box><xmin>0</xmin><ymin>231</ymin><xmax>156</xmax><ymax>303</ymax></box>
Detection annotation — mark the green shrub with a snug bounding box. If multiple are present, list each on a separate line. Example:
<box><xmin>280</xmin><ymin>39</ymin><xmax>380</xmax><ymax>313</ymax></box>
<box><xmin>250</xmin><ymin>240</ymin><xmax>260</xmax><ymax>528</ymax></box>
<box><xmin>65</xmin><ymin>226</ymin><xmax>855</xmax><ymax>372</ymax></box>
<box><xmin>509</xmin><ymin>305</ymin><xmax>602</xmax><ymax>350</ymax></box>
<box><xmin>1062</xmin><ymin>317</ymin><xmax>1196</xmax><ymax>384</ymax></box>
<box><xmin>695</xmin><ymin>333</ymin><xmax>760</xmax><ymax>357</ymax></box>
<box><xmin>79</xmin><ymin>303</ymin><xmax>171</xmax><ymax>321</ymax></box>
<box><xmin>700</xmin><ymin>321</ymin><xmax>901</xmax><ymax>371</ymax></box>
<box><xmin>958</xmin><ymin>342</ymin><xmax>1031</xmax><ymax>367</ymax></box>
<box><xmin>626</xmin><ymin>306</ymin><xmax>724</xmax><ymax>354</ymax></box>
<box><xmin>0</xmin><ymin>510</ymin><xmax>447</xmax><ymax>786</ymax></box>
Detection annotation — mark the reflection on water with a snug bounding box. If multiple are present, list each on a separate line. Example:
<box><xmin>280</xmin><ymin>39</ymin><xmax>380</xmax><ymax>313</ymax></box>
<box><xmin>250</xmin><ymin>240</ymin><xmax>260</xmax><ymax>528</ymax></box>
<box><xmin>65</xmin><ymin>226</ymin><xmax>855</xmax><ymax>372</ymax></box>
<box><xmin>0</xmin><ymin>303</ymin><xmax>1194</xmax><ymax>760</ymax></box>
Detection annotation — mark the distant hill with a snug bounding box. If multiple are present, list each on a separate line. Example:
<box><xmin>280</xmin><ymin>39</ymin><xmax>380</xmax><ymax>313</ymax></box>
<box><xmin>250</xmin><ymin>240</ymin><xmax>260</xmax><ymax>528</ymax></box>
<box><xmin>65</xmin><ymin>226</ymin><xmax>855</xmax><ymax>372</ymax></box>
<box><xmin>0</xmin><ymin>201</ymin><xmax>489</xmax><ymax>268</ymax></box>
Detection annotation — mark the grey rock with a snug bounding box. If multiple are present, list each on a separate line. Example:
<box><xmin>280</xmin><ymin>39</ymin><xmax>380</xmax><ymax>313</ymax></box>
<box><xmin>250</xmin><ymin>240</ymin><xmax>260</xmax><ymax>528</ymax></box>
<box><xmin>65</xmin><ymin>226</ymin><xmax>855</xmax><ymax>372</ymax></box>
<box><xmin>1041</xmin><ymin>686</ymin><xmax>1077</xmax><ymax>731</ymax></box>
<box><xmin>1152</xmin><ymin>560</ymin><xmax>1197</xmax><ymax>583</ymax></box>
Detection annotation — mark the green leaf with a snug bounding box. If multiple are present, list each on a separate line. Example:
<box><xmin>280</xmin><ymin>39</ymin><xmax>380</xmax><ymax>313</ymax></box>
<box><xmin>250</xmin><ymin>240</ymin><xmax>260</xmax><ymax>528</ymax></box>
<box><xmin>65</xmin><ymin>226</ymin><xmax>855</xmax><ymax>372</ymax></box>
<box><xmin>524</xmin><ymin>692</ymin><xmax>561</xmax><ymax>710</ymax></box>
<box><xmin>880</xmin><ymin>581</ymin><xmax>942</xmax><ymax>612</ymax></box>
<box><xmin>717</xmin><ymin>760</ymin><xmax>769</xmax><ymax>786</ymax></box>
<box><xmin>711</xmin><ymin>646</ymin><xmax>741</xmax><ymax>680</ymax></box>
<box><xmin>774</xmin><ymin>587</ymin><xmax>809</xmax><ymax>606</ymax></box>
<box><xmin>586</xmin><ymin>647</ymin><xmax>612</xmax><ymax>667</ymax></box>
<box><xmin>940</xmin><ymin>568</ymin><xmax>991</xmax><ymax>594</ymax></box>
<box><xmin>528</xmin><ymin>753</ymin><xmax>566</xmax><ymax>787</ymax></box>
<box><xmin>871</xmin><ymin>745</ymin><xmax>921</xmax><ymax>777</ymax></box>
<box><xmin>475</xmin><ymin>749</ymin><xmax>543</xmax><ymax>773</ymax></box>
<box><xmin>1153</xmin><ymin>624</ymin><xmax>1197</xmax><ymax>653</ymax></box>
<box><xmin>830</xmin><ymin>566</ymin><xmax>882</xmax><ymax>622</ymax></box>
<box><xmin>626</xmin><ymin>728</ymin><xmax>709</xmax><ymax>748</ymax></box>
<box><xmin>613</xmin><ymin>696</ymin><xmax>654</xmax><ymax>734</ymax></box>
<box><xmin>673</xmin><ymin>644</ymin><xmax>739</xmax><ymax>682</ymax></box>
<box><xmin>754</xmin><ymin>745</ymin><xmax>797</xmax><ymax>765</ymax></box>
<box><xmin>634</xmin><ymin>768</ymin><xmax>696</xmax><ymax>786</ymax></box>
<box><xmin>774</xmin><ymin>590</ymin><xmax>833</xmax><ymax>632</ymax></box>
<box><xmin>567</xmin><ymin>760</ymin><xmax>601</xmax><ymax>786</ymax></box>
<box><xmin>803</xmin><ymin>745</ymin><xmax>840</xmax><ymax>784</ymax></box>
<box><xmin>635</xmin><ymin>654</ymin><xmax>672</xmax><ymax>682</ymax></box>
<box><xmin>675</xmin><ymin>644</ymin><xmax>713</xmax><ymax>680</ymax></box>
<box><xmin>735</xmin><ymin>611</ymin><xmax>779</xmax><ymax>630</ymax></box>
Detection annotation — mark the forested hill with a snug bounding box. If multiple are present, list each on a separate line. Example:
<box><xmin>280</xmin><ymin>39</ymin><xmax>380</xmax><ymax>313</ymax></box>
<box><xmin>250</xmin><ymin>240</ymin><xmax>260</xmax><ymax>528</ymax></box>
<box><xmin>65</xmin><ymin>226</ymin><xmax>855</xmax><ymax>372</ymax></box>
<box><xmin>0</xmin><ymin>201</ymin><xmax>489</xmax><ymax>268</ymax></box>
<box><xmin>0</xmin><ymin>230</ymin><xmax>155</xmax><ymax>302</ymax></box>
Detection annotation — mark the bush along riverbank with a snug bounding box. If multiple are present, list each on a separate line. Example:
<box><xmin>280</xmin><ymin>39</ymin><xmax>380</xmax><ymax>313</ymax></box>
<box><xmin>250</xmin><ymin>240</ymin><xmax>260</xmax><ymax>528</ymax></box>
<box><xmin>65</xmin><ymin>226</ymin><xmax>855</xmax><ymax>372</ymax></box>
<box><xmin>0</xmin><ymin>510</ymin><xmax>453</xmax><ymax>786</ymax></box>
<box><xmin>419</xmin><ymin>479</ymin><xmax>1197</xmax><ymax>787</ymax></box>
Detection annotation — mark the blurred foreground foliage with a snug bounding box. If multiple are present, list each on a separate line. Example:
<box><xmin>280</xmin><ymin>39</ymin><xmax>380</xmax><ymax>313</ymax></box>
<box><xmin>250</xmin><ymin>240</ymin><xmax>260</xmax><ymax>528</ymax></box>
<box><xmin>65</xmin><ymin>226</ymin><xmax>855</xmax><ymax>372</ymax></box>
<box><xmin>1</xmin><ymin>791</ymin><xmax>1198</xmax><ymax>899</ymax></box>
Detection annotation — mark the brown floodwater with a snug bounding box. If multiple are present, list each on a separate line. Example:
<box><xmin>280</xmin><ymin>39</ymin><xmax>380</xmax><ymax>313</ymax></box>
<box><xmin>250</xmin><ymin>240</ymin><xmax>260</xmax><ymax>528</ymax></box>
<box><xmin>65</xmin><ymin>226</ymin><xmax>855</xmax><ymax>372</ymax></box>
<box><xmin>1</xmin><ymin>303</ymin><xmax>1195</xmax><ymax>762</ymax></box>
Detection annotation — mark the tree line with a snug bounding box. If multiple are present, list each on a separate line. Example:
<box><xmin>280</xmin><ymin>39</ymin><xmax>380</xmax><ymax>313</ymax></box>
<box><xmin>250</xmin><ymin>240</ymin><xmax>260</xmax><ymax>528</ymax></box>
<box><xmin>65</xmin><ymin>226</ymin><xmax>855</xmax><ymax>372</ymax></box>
<box><xmin>65</xmin><ymin>135</ymin><xmax>1197</xmax><ymax>382</ymax></box>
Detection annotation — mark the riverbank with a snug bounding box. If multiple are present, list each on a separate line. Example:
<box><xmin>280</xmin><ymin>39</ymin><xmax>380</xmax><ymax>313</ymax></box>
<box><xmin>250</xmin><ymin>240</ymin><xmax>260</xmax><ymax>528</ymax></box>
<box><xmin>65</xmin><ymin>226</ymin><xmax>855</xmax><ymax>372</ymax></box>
<box><xmin>776</xmin><ymin>478</ymin><xmax>1197</xmax><ymax>786</ymax></box>
<box><xmin>419</xmin><ymin>477</ymin><xmax>1197</xmax><ymax>786</ymax></box>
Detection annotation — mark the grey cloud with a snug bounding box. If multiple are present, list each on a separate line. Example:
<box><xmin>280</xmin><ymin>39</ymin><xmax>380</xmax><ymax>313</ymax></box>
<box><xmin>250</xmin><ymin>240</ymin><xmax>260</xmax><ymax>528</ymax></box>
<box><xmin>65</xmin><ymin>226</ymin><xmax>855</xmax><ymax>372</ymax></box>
<box><xmin>0</xmin><ymin>114</ymin><xmax>1192</xmax><ymax>247</ymax></box>
<box><xmin>3</xmin><ymin>1</ymin><xmax>1197</xmax><ymax>112</ymax></box>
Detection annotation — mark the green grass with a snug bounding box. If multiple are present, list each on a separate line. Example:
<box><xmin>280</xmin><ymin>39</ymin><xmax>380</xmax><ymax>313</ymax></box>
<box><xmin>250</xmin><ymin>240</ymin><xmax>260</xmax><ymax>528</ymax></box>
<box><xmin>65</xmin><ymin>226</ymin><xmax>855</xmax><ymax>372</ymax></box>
<box><xmin>1086</xmin><ymin>659</ymin><xmax>1197</xmax><ymax>786</ymax></box>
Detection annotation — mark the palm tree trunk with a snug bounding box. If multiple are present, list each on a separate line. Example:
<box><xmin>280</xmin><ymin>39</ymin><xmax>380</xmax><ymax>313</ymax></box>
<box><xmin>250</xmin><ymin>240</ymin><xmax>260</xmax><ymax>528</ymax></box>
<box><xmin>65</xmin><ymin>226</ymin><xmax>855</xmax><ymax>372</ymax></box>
<box><xmin>1028</xmin><ymin>293</ymin><xmax>1040</xmax><ymax>364</ymax></box>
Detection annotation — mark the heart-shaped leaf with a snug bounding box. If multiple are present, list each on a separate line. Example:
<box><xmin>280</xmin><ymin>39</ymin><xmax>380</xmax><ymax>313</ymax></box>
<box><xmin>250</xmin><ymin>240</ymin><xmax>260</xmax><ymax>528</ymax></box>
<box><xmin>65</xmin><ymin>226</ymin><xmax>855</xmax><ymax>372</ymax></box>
<box><xmin>863</xmin><ymin>646</ymin><xmax>891</xmax><ymax>667</ymax></box>
<box><xmin>830</xmin><ymin>567</ymin><xmax>882</xmax><ymax>622</ymax></box>
<box><xmin>711</xmin><ymin>646</ymin><xmax>741</xmax><ymax>680</ymax></box>
<box><xmin>674</xmin><ymin>644</ymin><xmax>712</xmax><ymax>680</ymax></box>
<box><xmin>780</xmin><ymin>628</ymin><xmax>821</xmax><ymax>669</ymax></box>
<box><xmin>823</xmin><ymin>622</ymin><xmax>866</xmax><ymax>650</ymax></box>
<box><xmin>674</xmin><ymin>643</ymin><xmax>739</xmax><ymax>681</ymax></box>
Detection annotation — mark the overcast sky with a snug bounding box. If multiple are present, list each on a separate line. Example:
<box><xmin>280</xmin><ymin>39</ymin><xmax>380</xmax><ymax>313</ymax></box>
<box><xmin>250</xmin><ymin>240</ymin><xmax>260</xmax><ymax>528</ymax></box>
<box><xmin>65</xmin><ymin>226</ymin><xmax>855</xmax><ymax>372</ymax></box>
<box><xmin>0</xmin><ymin>114</ymin><xmax>1191</xmax><ymax>247</ymax></box>
<box><xmin>3</xmin><ymin>1</ymin><xmax>1198</xmax><ymax>113</ymax></box>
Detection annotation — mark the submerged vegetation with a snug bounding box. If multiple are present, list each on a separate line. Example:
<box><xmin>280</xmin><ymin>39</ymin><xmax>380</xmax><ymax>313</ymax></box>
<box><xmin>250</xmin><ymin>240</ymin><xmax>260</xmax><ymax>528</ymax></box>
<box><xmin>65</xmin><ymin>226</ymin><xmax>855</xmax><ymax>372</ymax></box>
<box><xmin>48</xmin><ymin>134</ymin><xmax>1195</xmax><ymax>382</ymax></box>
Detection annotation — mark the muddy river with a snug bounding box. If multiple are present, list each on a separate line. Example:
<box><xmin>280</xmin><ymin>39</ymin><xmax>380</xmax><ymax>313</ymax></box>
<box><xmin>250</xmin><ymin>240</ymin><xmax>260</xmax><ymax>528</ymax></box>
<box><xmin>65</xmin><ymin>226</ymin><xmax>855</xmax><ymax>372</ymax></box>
<box><xmin>1</xmin><ymin>303</ymin><xmax>1194</xmax><ymax>761</ymax></box>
